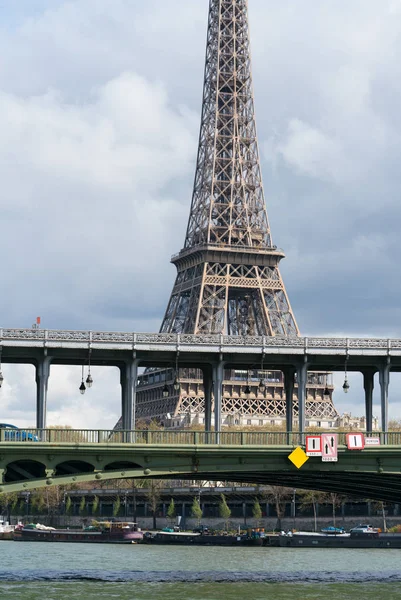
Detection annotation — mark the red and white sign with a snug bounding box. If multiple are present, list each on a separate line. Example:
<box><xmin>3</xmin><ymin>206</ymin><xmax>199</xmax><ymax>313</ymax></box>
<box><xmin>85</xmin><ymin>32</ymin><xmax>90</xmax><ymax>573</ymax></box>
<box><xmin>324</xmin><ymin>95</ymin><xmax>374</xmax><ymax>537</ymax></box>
<box><xmin>321</xmin><ymin>433</ymin><xmax>338</xmax><ymax>462</ymax></box>
<box><xmin>346</xmin><ymin>432</ymin><xmax>365</xmax><ymax>450</ymax></box>
<box><xmin>365</xmin><ymin>437</ymin><xmax>381</xmax><ymax>446</ymax></box>
<box><xmin>306</xmin><ymin>435</ymin><xmax>322</xmax><ymax>456</ymax></box>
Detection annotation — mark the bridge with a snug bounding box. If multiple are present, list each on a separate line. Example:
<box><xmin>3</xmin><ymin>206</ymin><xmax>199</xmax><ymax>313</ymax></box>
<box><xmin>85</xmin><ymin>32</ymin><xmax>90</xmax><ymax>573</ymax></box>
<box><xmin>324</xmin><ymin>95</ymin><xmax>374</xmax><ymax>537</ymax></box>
<box><xmin>0</xmin><ymin>329</ymin><xmax>400</xmax><ymax>436</ymax></box>
<box><xmin>0</xmin><ymin>429</ymin><xmax>401</xmax><ymax>502</ymax></box>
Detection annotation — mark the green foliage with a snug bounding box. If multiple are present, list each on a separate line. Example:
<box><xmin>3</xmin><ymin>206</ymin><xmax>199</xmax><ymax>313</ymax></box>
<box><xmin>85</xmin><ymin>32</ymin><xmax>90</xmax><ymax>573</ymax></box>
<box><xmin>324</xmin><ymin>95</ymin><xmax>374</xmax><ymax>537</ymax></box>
<box><xmin>0</xmin><ymin>492</ymin><xmax>18</xmax><ymax>511</ymax></box>
<box><xmin>191</xmin><ymin>497</ymin><xmax>203</xmax><ymax>525</ymax></box>
<box><xmin>31</xmin><ymin>493</ymin><xmax>46</xmax><ymax>515</ymax></box>
<box><xmin>166</xmin><ymin>498</ymin><xmax>176</xmax><ymax>523</ymax></box>
<box><xmin>252</xmin><ymin>499</ymin><xmax>262</xmax><ymax>523</ymax></box>
<box><xmin>219</xmin><ymin>494</ymin><xmax>231</xmax><ymax>530</ymax></box>
<box><xmin>65</xmin><ymin>496</ymin><xmax>72</xmax><ymax>515</ymax></box>
<box><xmin>113</xmin><ymin>496</ymin><xmax>121</xmax><ymax>517</ymax></box>
<box><xmin>78</xmin><ymin>496</ymin><xmax>87</xmax><ymax>516</ymax></box>
<box><xmin>92</xmin><ymin>495</ymin><xmax>99</xmax><ymax>516</ymax></box>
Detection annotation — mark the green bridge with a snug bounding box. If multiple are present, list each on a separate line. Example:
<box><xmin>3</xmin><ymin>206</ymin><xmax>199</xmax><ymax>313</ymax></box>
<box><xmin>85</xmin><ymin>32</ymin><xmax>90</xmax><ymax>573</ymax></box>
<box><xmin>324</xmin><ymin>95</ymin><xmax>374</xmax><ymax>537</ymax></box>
<box><xmin>0</xmin><ymin>430</ymin><xmax>400</xmax><ymax>502</ymax></box>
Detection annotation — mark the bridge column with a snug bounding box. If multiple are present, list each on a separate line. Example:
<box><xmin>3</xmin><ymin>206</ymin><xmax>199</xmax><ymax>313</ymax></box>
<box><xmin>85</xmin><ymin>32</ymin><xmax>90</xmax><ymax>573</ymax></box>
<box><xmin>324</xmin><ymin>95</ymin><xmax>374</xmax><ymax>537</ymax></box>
<box><xmin>120</xmin><ymin>359</ymin><xmax>140</xmax><ymax>442</ymax></box>
<box><xmin>202</xmin><ymin>365</ymin><xmax>213</xmax><ymax>439</ymax></box>
<box><xmin>35</xmin><ymin>357</ymin><xmax>51</xmax><ymax>430</ymax></box>
<box><xmin>362</xmin><ymin>368</ymin><xmax>375</xmax><ymax>434</ymax></box>
<box><xmin>283</xmin><ymin>368</ymin><xmax>296</xmax><ymax>444</ymax></box>
<box><xmin>213</xmin><ymin>360</ymin><xmax>224</xmax><ymax>443</ymax></box>
<box><xmin>296</xmin><ymin>361</ymin><xmax>308</xmax><ymax>443</ymax></box>
<box><xmin>379</xmin><ymin>360</ymin><xmax>390</xmax><ymax>443</ymax></box>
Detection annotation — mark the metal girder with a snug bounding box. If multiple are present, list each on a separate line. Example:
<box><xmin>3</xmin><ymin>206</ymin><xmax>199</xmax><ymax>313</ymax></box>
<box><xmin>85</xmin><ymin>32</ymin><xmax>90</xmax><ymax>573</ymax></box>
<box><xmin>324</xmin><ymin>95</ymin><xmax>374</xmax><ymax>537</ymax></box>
<box><xmin>159</xmin><ymin>0</ymin><xmax>298</xmax><ymax>338</ymax></box>
<box><xmin>1</xmin><ymin>443</ymin><xmax>401</xmax><ymax>502</ymax></box>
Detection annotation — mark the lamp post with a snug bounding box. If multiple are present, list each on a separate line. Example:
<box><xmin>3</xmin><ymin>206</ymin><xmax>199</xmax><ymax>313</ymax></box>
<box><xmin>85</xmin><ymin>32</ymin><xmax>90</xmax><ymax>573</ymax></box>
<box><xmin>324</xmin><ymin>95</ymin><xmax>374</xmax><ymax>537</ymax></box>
<box><xmin>25</xmin><ymin>492</ymin><xmax>30</xmax><ymax>520</ymax></box>
<box><xmin>124</xmin><ymin>492</ymin><xmax>128</xmax><ymax>519</ymax></box>
<box><xmin>133</xmin><ymin>484</ymin><xmax>137</xmax><ymax>523</ymax></box>
<box><xmin>292</xmin><ymin>489</ymin><xmax>297</xmax><ymax>531</ymax></box>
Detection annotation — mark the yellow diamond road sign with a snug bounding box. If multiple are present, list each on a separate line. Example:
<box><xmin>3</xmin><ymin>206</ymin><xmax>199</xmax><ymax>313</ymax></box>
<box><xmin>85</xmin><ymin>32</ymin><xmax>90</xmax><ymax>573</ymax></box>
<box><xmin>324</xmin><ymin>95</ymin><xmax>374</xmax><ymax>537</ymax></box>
<box><xmin>288</xmin><ymin>446</ymin><xmax>309</xmax><ymax>469</ymax></box>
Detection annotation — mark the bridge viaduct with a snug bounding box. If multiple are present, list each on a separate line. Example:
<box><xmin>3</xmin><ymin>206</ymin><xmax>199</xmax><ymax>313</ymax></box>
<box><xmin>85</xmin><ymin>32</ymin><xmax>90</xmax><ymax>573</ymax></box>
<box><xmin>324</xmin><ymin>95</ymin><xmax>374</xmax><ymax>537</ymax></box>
<box><xmin>0</xmin><ymin>329</ymin><xmax>399</xmax><ymax>435</ymax></box>
<box><xmin>1</xmin><ymin>329</ymin><xmax>401</xmax><ymax>501</ymax></box>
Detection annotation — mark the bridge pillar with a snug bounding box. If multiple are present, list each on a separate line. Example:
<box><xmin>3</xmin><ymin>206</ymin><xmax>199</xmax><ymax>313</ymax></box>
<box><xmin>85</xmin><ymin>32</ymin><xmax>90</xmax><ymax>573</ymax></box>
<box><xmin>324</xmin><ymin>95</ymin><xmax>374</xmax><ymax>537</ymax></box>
<box><xmin>296</xmin><ymin>361</ymin><xmax>308</xmax><ymax>442</ymax></box>
<box><xmin>202</xmin><ymin>365</ymin><xmax>213</xmax><ymax>438</ymax></box>
<box><xmin>213</xmin><ymin>360</ymin><xmax>224</xmax><ymax>443</ymax></box>
<box><xmin>363</xmin><ymin>368</ymin><xmax>375</xmax><ymax>434</ymax></box>
<box><xmin>283</xmin><ymin>368</ymin><xmax>296</xmax><ymax>444</ymax></box>
<box><xmin>120</xmin><ymin>359</ymin><xmax>140</xmax><ymax>442</ymax></box>
<box><xmin>35</xmin><ymin>357</ymin><xmax>51</xmax><ymax>430</ymax></box>
<box><xmin>379</xmin><ymin>361</ymin><xmax>390</xmax><ymax>442</ymax></box>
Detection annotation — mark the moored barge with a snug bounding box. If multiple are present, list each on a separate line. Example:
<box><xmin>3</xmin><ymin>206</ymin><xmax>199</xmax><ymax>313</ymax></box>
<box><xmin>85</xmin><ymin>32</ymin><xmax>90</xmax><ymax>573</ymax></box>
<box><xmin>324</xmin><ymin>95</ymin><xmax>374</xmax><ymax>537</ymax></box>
<box><xmin>268</xmin><ymin>530</ymin><xmax>401</xmax><ymax>548</ymax></box>
<box><xmin>13</xmin><ymin>521</ymin><xmax>143</xmax><ymax>543</ymax></box>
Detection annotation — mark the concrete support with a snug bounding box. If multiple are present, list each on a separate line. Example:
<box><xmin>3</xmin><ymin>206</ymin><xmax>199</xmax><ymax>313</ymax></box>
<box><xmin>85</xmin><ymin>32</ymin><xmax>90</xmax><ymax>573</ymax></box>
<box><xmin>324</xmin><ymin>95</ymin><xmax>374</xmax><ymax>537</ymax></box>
<box><xmin>379</xmin><ymin>360</ymin><xmax>390</xmax><ymax>442</ymax></box>
<box><xmin>363</xmin><ymin>369</ymin><xmax>375</xmax><ymax>434</ymax></box>
<box><xmin>202</xmin><ymin>365</ymin><xmax>213</xmax><ymax>435</ymax></box>
<box><xmin>120</xmin><ymin>359</ymin><xmax>140</xmax><ymax>442</ymax></box>
<box><xmin>283</xmin><ymin>368</ymin><xmax>296</xmax><ymax>444</ymax></box>
<box><xmin>296</xmin><ymin>361</ymin><xmax>308</xmax><ymax>442</ymax></box>
<box><xmin>35</xmin><ymin>357</ymin><xmax>51</xmax><ymax>430</ymax></box>
<box><xmin>213</xmin><ymin>360</ymin><xmax>225</xmax><ymax>443</ymax></box>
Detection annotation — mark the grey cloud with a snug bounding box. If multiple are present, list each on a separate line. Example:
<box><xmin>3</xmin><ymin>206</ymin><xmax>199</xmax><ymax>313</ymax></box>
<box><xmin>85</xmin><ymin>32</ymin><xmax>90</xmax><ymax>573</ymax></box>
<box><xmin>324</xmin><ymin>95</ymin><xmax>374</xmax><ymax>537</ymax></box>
<box><xmin>1</xmin><ymin>0</ymin><xmax>401</xmax><ymax>425</ymax></box>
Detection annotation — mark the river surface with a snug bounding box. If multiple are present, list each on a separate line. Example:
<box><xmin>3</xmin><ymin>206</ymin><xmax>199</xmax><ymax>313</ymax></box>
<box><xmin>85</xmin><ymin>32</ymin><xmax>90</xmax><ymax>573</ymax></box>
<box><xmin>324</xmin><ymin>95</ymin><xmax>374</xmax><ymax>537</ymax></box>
<box><xmin>1</xmin><ymin>541</ymin><xmax>401</xmax><ymax>599</ymax></box>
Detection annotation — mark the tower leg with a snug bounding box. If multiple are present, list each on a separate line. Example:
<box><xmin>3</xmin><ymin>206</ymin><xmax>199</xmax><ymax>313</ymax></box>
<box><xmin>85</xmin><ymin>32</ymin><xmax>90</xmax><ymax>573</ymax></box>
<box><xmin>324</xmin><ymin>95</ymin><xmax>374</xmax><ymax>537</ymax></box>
<box><xmin>120</xmin><ymin>359</ymin><xmax>140</xmax><ymax>442</ymax></box>
<box><xmin>297</xmin><ymin>362</ymin><xmax>308</xmax><ymax>443</ymax></box>
<box><xmin>283</xmin><ymin>368</ymin><xmax>295</xmax><ymax>444</ymax></box>
<box><xmin>213</xmin><ymin>361</ymin><xmax>224</xmax><ymax>443</ymax></box>
<box><xmin>379</xmin><ymin>361</ymin><xmax>390</xmax><ymax>443</ymax></box>
<box><xmin>202</xmin><ymin>365</ymin><xmax>213</xmax><ymax>442</ymax></box>
<box><xmin>36</xmin><ymin>357</ymin><xmax>51</xmax><ymax>431</ymax></box>
<box><xmin>363</xmin><ymin>369</ymin><xmax>375</xmax><ymax>435</ymax></box>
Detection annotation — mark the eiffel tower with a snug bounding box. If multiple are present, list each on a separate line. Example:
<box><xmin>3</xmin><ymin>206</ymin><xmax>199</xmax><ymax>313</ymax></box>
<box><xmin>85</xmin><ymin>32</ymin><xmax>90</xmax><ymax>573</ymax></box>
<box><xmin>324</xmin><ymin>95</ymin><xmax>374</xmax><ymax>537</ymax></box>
<box><xmin>134</xmin><ymin>0</ymin><xmax>338</xmax><ymax>429</ymax></box>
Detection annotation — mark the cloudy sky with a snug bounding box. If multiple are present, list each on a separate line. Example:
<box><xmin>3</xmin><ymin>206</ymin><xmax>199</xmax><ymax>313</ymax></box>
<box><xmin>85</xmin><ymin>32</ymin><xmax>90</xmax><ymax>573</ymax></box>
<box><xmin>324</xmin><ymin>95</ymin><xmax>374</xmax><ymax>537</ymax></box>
<box><xmin>1</xmin><ymin>0</ymin><xmax>401</xmax><ymax>428</ymax></box>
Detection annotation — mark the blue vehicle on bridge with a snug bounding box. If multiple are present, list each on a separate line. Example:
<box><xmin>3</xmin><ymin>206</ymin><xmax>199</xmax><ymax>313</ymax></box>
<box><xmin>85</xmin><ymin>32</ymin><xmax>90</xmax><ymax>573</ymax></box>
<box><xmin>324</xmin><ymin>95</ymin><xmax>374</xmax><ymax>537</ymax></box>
<box><xmin>0</xmin><ymin>423</ymin><xmax>38</xmax><ymax>442</ymax></box>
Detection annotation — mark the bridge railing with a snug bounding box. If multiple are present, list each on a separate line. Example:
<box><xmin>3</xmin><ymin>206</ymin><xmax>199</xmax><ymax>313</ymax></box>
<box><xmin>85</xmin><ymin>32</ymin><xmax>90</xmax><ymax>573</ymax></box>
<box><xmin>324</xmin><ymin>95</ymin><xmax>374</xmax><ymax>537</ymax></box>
<box><xmin>0</xmin><ymin>429</ymin><xmax>400</xmax><ymax>445</ymax></box>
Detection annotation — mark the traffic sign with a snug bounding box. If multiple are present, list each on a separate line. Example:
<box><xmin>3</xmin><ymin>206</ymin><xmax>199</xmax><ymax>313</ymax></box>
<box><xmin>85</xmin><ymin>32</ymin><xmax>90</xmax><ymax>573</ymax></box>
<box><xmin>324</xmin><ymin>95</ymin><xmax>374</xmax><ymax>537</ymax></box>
<box><xmin>306</xmin><ymin>435</ymin><xmax>322</xmax><ymax>456</ymax></box>
<box><xmin>346</xmin><ymin>432</ymin><xmax>365</xmax><ymax>450</ymax></box>
<box><xmin>365</xmin><ymin>437</ymin><xmax>381</xmax><ymax>446</ymax></box>
<box><xmin>288</xmin><ymin>447</ymin><xmax>309</xmax><ymax>469</ymax></box>
<box><xmin>321</xmin><ymin>433</ymin><xmax>338</xmax><ymax>462</ymax></box>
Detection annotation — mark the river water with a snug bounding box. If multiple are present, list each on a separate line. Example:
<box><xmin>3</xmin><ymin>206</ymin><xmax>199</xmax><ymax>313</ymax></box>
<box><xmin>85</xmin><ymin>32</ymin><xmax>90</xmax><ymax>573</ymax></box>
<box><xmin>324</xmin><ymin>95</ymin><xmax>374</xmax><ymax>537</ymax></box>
<box><xmin>1</xmin><ymin>541</ymin><xmax>401</xmax><ymax>599</ymax></box>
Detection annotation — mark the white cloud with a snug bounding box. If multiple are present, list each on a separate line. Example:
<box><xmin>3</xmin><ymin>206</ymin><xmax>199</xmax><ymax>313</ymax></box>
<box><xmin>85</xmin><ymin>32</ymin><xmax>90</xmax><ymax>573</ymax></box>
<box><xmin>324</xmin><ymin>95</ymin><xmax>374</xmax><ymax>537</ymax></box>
<box><xmin>1</xmin><ymin>0</ymin><xmax>401</xmax><ymax>425</ymax></box>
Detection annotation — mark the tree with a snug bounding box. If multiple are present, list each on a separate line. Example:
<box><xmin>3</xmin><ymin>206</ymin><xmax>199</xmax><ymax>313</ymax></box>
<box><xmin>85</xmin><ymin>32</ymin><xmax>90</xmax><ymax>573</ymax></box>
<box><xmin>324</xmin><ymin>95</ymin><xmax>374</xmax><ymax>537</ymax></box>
<box><xmin>79</xmin><ymin>496</ymin><xmax>87</xmax><ymax>517</ymax></box>
<box><xmin>166</xmin><ymin>498</ymin><xmax>176</xmax><ymax>526</ymax></box>
<box><xmin>219</xmin><ymin>494</ymin><xmax>231</xmax><ymax>531</ymax></box>
<box><xmin>262</xmin><ymin>486</ymin><xmax>293</xmax><ymax>531</ymax></box>
<box><xmin>113</xmin><ymin>496</ymin><xmax>121</xmax><ymax>517</ymax></box>
<box><xmin>191</xmin><ymin>497</ymin><xmax>203</xmax><ymax>526</ymax></box>
<box><xmin>146</xmin><ymin>481</ymin><xmax>163</xmax><ymax>530</ymax></box>
<box><xmin>92</xmin><ymin>495</ymin><xmax>100</xmax><ymax>517</ymax></box>
<box><xmin>298</xmin><ymin>490</ymin><xmax>326</xmax><ymax>532</ymax></box>
<box><xmin>324</xmin><ymin>493</ymin><xmax>345</xmax><ymax>528</ymax></box>
<box><xmin>65</xmin><ymin>496</ymin><xmax>72</xmax><ymax>516</ymax></box>
<box><xmin>252</xmin><ymin>499</ymin><xmax>262</xmax><ymax>528</ymax></box>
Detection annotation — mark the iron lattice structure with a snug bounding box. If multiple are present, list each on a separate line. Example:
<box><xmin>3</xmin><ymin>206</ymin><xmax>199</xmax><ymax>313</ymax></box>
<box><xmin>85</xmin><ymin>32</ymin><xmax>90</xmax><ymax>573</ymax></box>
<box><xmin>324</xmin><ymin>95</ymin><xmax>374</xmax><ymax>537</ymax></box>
<box><xmin>136</xmin><ymin>0</ymin><xmax>338</xmax><ymax>426</ymax></box>
<box><xmin>160</xmin><ymin>0</ymin><xmax>297</xmax><ymax>336</ymax></box>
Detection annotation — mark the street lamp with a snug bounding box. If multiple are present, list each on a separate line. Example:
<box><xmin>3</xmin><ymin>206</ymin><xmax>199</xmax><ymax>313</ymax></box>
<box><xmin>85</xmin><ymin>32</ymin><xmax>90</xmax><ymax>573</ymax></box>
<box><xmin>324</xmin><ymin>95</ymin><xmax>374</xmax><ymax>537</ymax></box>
<box><xmin>173</xmin><ymin>353</ymin><xmax>180</xmax><ymax>391</ymax></box>
<box><xmin>79</xmin><ymin>364</ymin><xmax>86</xmax><ymax>395</ymax></box>
<box><xmin>0</xmin><ymin>348</ymin><xmax>3</xmax><ymax>389</ymax></box>
<box><xmin>86</xmin><ymin>348</ymin><xmax>93</xmax><ymax>388</ymax></box>
<box><xmin>258</xmin><ymin>354</ymin><xmax>266</xmax><ymax>394</ymax></box>
<box><xmin>343</xmin><ymin>356</ymin><xmax>350</xmax><ymax>393</ymax></box>
<box><xmin>162</xmin><ymin>383</ymin><xmax>169</xmax><ymax>398</ymax></box>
